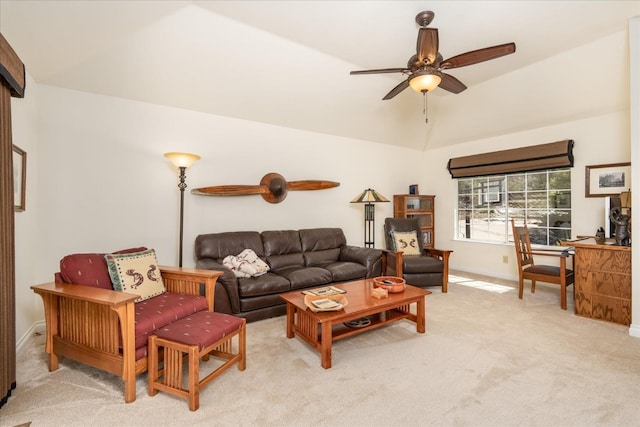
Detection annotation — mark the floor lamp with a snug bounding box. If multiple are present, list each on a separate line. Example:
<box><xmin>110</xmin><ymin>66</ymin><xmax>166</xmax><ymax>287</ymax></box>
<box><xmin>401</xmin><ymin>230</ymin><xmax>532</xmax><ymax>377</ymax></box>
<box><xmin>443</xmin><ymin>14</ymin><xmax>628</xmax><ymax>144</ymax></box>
<box><xmin>350</xmin><ymin>188</ymin><xmax>389</xmax><ymax>248</ymax></box>
<box><xmin>164</xmin><ymin>152</ymin><xmax>201</xmax><ymax>267</ymax></box>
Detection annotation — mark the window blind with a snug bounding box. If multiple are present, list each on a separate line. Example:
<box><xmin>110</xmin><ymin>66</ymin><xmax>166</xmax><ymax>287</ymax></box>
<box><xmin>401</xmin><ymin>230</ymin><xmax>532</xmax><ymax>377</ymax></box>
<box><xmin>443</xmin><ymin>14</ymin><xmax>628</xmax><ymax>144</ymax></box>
<box><xmin>447</xmin><ymin>139</ymin><xmax>574</xmax><ymax>178</ymax></box>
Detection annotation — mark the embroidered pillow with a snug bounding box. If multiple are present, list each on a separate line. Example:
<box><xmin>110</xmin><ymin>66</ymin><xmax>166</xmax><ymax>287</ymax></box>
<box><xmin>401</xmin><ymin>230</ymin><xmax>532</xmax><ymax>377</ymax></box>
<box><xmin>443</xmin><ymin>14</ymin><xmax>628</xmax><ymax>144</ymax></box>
<box><xmin>390</xmin><ymin>231</ymin><xmax>421</xmax><ymax>256</ymax></box>
<box><xmin>105</xmin><ymin>249</ymin><xmax>165</xmax><ymax>302</ymax></box>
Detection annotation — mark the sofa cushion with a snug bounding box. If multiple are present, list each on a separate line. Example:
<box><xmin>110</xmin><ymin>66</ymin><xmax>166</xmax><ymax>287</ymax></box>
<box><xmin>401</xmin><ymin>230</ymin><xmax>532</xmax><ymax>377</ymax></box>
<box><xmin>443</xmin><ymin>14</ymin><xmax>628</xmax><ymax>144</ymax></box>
<box><xmin>195</xmin><ymin>231</ymin><xmax>264</xmax><ymax>260</ymax></box>
<box><xmin>262</xmin><ymin>230</ymin><xmax>302</xmax><ymax>254</ymax></box>
<box><xmin>134</xmin><ymin>292</ymin><xmax>208</xmax><ymax>350</ymax></box>
<box><xmin>155</xmin><ymin>311</ymin><xmax>244</xmax><ymax>351</ymax></box>
<box><xmin>59</xmin><ymin>247</ymin><xmax>148</xmax><ymax>289</ymax></box>
<box><xmin>237</xmin><ymin>272</ymin><xmax>291</xmax><ymax>298</ymax></box>
<box><xmin>299</xmin><ymin>228</ymin><xmax>347</xmax><ymax>252</ymax></box>
<box><xmin>277</xmin><ymin>266</ymin><xmax>332</xmax><ymax>290</ymax></box>
<box><xmin>267</xmin><ymin>253</ymin><xmax>305</xmax><ymax>270</ymax></box>
<box><xmin>391</xmin><ymin>230</ymin><xmax>421</xmax><ymax>255</ymax></box>
<box><xmin>402</xmin><ymin>255</ymin><xmax>443</xmax><ymax>274</ymax></box>
<box><xmin>262</xmin><ymin>230</ymin><xmax>305</xmax><ymax>270</ymax></box>
<box><xmin>303</xmin><ymin>248</ymin><xmax>341</xmax><ymax>266</ymax></box>
<box><xmin>320</xmin><ymin>261</ymin><xmax>367</xmax><ymax>282</ymax></box>
<box><xmin>105</xmin><ymin>249</ymin><xmax>165</xmax><ymax>302</ymax></box>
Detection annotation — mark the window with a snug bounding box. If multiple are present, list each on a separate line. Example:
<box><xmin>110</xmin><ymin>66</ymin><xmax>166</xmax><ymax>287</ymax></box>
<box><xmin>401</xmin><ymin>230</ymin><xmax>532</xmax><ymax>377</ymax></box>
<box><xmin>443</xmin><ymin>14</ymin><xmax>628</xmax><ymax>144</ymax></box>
<box><xmin>456</xmin><ymin>169</ymin><xmax>571</xmax><ymax>245</ymax></box>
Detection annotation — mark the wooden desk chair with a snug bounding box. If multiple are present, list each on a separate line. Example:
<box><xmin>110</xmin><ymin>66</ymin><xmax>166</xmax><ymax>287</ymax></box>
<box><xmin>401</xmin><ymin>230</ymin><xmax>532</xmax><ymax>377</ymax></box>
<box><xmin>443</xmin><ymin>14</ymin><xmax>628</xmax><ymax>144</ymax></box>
<box><xmin>511</xmin><ymin>219</ymin><xmax>574</xmax><ymax>309</ymax></box>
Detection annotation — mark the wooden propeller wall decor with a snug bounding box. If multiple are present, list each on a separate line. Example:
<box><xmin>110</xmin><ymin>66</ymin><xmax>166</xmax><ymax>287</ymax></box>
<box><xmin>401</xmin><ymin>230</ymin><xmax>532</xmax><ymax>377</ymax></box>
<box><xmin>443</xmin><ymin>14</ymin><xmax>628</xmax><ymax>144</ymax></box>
<box><xmin>191</xmin><ymin>173</ymin><xmax>340</xmax><ymax>204</ymax></box>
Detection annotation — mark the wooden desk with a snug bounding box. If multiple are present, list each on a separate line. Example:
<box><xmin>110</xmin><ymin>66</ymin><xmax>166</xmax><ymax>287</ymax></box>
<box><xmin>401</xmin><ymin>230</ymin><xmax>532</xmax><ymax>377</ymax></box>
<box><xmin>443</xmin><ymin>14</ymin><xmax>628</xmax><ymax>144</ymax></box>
<box><xmin>562</xmin><ymin>238</ymin><xmax>631</xmax><ymax>325</ymax></box>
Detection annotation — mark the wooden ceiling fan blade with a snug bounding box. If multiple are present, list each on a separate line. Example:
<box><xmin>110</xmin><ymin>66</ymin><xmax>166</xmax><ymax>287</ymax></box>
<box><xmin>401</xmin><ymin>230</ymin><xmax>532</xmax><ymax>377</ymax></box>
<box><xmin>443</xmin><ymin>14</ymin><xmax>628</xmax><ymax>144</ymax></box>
<box><xmin>382</xmin><ymin>79</ymin><xmax>410</xmax><ymax>100</ymax></box>
<box><xmin>439</xmin><ymin>73</ymin><xmax>467</xmax><ymax>94</ymax></box>
<box><xmin>350</xmin><ymin>68</ymin><xmax>407</xmax><ymax>75</ymax></box>
<box><xmin>416</xmin><ymin>28</ymin><xmax>439</xmax><ymax>65</ymax></box>
<box><xmin>441</xmin><ymin>42</ymin><xmax>516</xmax><ymax>69</ymax></box>
<box><xmin>191</xmin><ymin>184</ymin><xmax>267</xmax><ymax>196</ymax></box>
<box><xmin>287</xmin><ymin>180</ymin><xmax>340</xmax><ymax>191</ymax></box>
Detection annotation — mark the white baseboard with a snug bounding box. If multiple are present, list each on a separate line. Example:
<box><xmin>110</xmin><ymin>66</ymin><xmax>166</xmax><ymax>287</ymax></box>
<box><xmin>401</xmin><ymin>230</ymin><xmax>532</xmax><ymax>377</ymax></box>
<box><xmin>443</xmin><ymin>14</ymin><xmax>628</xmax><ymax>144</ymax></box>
<box><xmin>16</xmin><ymin>321</ymin><xmax>46</xmax><ymax>353</ymax></box>
<box><xmin>629</xmin><ymin>323</ymin><xmax>640</xmax><ymax>338</ymax></box>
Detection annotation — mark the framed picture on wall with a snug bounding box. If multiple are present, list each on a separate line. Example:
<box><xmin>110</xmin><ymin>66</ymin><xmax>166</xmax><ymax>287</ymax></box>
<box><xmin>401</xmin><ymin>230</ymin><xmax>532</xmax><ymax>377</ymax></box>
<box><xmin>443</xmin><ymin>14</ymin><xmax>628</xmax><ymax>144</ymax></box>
<box><xmin>13</xmin><ymin>144</ymin><xmax>26</xmax><ymax>211</ymax></box>
<box><xmin>585</xmin><ymin>162</ymin><xmax>631</xmax><ymax>197</ymax></box>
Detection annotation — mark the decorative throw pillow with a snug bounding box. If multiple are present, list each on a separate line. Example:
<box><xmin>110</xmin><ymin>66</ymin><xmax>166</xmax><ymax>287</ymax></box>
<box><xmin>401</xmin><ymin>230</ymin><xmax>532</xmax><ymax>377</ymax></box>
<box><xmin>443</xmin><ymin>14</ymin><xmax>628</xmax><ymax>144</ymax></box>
<box><xmin>390</xmin><ymin>230</ymin><xmax>421</xmax><ymax>256</ymax></box>
<box><xmin>105</xmin><ymin>249</ymin><xmax>165</xmax><ymax>302</ymax></box>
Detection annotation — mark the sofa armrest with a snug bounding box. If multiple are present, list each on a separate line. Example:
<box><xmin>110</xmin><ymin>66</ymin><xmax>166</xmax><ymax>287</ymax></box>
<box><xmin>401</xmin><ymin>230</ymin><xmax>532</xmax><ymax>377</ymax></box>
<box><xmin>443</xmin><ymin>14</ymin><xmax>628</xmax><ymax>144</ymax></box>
<box><xmin>195</xmin><ymin>259</ymin><xmax>241</xmax><ymax>314</ymax></box>
<box><xmin>340</xmin><ymin>245</ymin><xmax>383</xmax><ymax>278</ymax></box>
<box><xmin>159</xmin><ymin>266</ymin><xmax>222</xmax><ymax>311</ymax></box>
<box><xmin>424</xmin><ymin>248</ymin><xmax>452</xmax><ymax>293</ymax></box>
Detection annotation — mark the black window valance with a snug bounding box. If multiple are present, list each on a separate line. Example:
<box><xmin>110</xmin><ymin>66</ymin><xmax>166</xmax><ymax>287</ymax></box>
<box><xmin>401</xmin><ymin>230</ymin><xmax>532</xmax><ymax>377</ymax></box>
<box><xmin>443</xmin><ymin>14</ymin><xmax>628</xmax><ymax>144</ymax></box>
<box><xmin>447</xmin><ymin>139</ymin><xmax>574</xmax><ymax>179</ymax></box>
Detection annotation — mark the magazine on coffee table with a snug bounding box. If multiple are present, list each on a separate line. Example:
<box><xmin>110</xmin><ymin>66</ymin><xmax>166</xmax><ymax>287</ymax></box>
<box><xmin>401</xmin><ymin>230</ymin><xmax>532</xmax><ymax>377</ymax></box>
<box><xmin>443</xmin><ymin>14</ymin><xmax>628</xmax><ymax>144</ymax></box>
<box><xmin>310</xmin><ymin>298</ymin><xmax>343</xmax><ymax>310</ymax></box>
<box><xmin>302</xmin><ymin>286</ymin><xmax>347</xmax><ymax>296</ymax></box>
<box><xmin>303</xmin><ymin>294</ymin><xmax>349</xmax><ymax>312</ymax></box>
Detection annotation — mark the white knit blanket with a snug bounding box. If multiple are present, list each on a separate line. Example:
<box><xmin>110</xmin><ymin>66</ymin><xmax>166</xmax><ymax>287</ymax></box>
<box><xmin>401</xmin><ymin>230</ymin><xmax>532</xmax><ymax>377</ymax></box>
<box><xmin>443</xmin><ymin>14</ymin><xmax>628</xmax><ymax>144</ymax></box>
<box><xmin>223</xmin><ymin>249</ymin><xmax>270</xmax><ymax>278</ymax></box>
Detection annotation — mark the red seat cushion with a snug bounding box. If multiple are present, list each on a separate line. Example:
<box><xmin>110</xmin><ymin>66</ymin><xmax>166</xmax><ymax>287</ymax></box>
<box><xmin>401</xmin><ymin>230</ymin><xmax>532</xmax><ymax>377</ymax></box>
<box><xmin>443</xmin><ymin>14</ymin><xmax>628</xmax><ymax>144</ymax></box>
<box><xmin>134</xmin><ymin>292</ymin><xmax>208</xmax><ymax>350</ymax></box>
<box><xmin>155</xmin><ymin>311</ymin><xmax>244</xmax><ymax>351</ymax></box>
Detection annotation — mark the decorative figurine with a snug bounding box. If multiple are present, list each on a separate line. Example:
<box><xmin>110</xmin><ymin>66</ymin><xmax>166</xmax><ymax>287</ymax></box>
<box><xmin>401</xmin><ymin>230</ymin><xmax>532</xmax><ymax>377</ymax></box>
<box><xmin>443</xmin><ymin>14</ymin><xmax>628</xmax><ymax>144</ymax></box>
<box><xmin>609</xmin><ymin>207</ymin><xmax>630</xmax><ymax>246</ymax></box>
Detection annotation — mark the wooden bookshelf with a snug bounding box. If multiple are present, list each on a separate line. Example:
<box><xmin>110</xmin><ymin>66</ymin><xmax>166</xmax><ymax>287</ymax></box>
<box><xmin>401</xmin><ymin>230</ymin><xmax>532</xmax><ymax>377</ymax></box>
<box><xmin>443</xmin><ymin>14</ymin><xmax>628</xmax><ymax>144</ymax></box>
<box><xmin>393</xmin><ymin>194</ymin><xmax>435</xmax><ymax>249</ymax></box>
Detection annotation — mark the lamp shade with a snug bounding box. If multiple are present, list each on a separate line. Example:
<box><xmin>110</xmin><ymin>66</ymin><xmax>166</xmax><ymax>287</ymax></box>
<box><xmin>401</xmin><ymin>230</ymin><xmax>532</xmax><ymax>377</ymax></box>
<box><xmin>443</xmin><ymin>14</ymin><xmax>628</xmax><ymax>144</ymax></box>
<box><xmin>409</xmin><ymin>71</ymin><xmax>442</xmax><ymax>93</ymax></box>
<box><xmin>351</xmin><ymin>188</ymin><xmax>389</xmax><ymax>203</ymax></box>
<box><xmin>164</xmin><ymin>152</ymin><xmax>201</xmax><ymax>168</ymax></box>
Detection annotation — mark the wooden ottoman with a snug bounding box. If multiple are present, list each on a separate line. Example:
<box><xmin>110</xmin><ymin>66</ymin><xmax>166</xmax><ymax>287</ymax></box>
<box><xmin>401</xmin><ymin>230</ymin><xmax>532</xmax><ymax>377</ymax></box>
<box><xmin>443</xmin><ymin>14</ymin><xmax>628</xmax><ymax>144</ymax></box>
<box><xmin>148</xmin><ymin>311</ymin><xmax>246</xmax><ymax>411</ymax></box>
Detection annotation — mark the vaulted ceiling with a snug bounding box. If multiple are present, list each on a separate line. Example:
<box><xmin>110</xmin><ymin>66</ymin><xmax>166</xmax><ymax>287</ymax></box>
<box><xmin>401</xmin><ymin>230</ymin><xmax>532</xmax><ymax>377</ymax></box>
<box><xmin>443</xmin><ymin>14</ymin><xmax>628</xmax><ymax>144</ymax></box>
<box><xmin>1</xmin><ymin>1</ymin><xmax>638</xmax><ymax>150</ymax></box>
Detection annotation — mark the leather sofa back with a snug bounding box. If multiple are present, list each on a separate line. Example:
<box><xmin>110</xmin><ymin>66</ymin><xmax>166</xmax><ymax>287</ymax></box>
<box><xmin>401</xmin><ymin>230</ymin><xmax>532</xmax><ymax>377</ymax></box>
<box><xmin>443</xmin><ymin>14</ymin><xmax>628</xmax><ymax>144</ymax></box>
<box><xmin>299</xmin><ymin>228</ymin><xmax>346</xmax><ymax>251</ymax></box>
<box><xmin>299</xmin><ymin>228</ymin><xmax>345</xmax><ymax>266</ymax></box>
<box><xmin>195</xmin><ymin>231</ymin><xmax>264</xmax><ymax>261</ymax></box>
<box><xmin>261</xmin><ymin>230</ymin><xmax>304</xmax><ymax>270</ymax></box>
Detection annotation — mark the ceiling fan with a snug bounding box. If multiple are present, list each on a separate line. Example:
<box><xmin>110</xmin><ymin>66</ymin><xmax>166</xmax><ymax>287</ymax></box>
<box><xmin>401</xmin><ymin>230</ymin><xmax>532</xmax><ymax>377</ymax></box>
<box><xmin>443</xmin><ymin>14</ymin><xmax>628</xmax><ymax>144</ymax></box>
<box><xmin>350</xmin><ymin>10</ymin><xmax>516</xmax><ymax>99</ymax></box>
<box><xmin>191</xmin><ymin>172</ymin><xmax>339</xmax><ymax>204</ymax></box>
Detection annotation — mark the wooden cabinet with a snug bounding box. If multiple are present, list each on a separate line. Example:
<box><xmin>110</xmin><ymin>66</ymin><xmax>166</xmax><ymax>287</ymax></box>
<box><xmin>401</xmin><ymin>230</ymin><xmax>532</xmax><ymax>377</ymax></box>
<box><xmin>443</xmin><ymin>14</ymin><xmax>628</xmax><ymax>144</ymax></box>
<box><xmin>393</xmin><ymin>194</ymin><xmax>435</xmax><ymax>249</ymax></box>
<box><xmin>568</xmin><ymin>239</ymin><xmax>631</xmax><ymax>326</ymax></box>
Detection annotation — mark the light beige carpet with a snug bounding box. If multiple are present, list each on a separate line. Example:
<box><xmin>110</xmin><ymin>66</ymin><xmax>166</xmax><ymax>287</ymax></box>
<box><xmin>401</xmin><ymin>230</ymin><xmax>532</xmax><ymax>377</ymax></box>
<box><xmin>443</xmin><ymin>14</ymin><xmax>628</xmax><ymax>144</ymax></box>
<box><xmin>2</xmin><ymin>272</ymin><xmax>639</xmax><ymax>427</ymax></box>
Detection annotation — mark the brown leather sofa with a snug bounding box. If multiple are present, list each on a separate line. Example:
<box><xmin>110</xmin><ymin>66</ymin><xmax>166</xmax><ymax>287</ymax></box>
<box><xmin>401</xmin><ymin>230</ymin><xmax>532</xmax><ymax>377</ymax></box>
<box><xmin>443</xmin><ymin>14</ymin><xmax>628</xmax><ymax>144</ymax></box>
<box><xmin>195</xmin><ymin>228</ymin><xmax>382</xmax><ymax>322</ymax></box>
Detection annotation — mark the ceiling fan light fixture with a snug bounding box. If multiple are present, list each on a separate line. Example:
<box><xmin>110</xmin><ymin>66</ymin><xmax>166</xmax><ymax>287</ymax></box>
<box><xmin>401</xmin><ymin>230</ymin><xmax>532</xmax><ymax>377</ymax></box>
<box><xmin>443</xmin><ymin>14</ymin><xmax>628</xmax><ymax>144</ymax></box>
<box><xmin>409</xmin><ymin>70</ymin><xmax>442</xmax><ymax>93</ymax></box>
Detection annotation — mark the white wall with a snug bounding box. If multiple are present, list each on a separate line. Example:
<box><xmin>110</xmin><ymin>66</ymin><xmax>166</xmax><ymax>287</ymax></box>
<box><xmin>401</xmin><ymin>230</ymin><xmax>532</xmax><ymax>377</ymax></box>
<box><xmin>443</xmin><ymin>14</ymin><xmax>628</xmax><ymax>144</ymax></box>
<box><xmin>12</xmin><ymin>24</ymin><xmax>637</xmax><ymax>345</ymax></box>
<box><xmin>11</xmin><ymin>85</ymin><xmax>424</xmax><ymax>344</ymax></box>
<box><xmin>422</xmin><ymin>111</ymin><xmax>630</xmax><ymax>280</ymax></box>
<box><xmin>420</xmin><ymin>26</ymin><xmax>633</xmax><ymax>281</ymax></box>
<box><xmin>11</xmin><ymin>73</ymin><xmax>40</xmax><ymax>348</ymax></box>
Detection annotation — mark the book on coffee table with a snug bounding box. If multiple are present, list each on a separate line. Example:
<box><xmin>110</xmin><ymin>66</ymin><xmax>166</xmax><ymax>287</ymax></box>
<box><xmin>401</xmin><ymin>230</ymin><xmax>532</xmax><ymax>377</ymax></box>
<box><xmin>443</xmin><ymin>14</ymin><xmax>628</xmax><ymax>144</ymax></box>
<box><xmin>311</xmin><ymin>298</ymin><xmax>343</xmax><ymax>310</ymax></box>
<box><xmin>302</xmin><ymin>286</ymin><xmax>347</xmax><ymax>296</ymax></box>
<box><xmin>303</xmin><ymin>294</ymin><xmax>349</xmax><ymax>312</ymax></box>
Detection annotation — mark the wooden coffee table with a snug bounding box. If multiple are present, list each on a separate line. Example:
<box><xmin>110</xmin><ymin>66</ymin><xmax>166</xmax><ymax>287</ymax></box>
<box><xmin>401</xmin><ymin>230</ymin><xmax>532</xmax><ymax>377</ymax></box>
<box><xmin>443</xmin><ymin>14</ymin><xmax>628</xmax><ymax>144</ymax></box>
<box><xmin>280</xmin><ymin>279</ymin><xmax>431</xmax><ymax>368</ymax></box>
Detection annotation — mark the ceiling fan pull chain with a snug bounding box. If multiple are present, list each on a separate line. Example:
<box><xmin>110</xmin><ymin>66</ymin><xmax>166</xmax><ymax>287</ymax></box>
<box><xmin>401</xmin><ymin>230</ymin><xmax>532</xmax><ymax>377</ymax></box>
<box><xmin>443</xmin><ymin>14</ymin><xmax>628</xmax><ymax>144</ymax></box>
<box><xmin>423</xmin><ymin>92</ymin><xmax>429</xmax><ymax>124</ymax></box>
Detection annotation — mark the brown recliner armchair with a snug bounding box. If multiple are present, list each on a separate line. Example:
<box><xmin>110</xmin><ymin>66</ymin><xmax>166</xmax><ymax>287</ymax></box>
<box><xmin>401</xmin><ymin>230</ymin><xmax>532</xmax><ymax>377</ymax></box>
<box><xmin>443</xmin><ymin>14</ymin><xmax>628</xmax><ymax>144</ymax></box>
<box><xmin>383</xmin><ymin>218</ymin><xmax>452</xmax><ymax>292</ymax></box>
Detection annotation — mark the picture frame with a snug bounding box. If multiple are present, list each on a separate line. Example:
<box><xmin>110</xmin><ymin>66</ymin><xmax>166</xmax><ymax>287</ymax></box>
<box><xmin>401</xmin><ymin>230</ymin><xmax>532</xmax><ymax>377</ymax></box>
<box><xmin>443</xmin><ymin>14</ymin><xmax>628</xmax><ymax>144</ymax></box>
<box><xmin>13</xmin><ymin>144</ymin><xmax>26</xmax><ymax>211</ymax></box>
<box><xmin>409</xmin><ymin>184</ymin><xmax>419</xmax><ymax>195</ymax></box>
<box><xmin>585</xmin><ymin>162</ymin><xmax>631</xmax><ymax>197</ymax></box>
